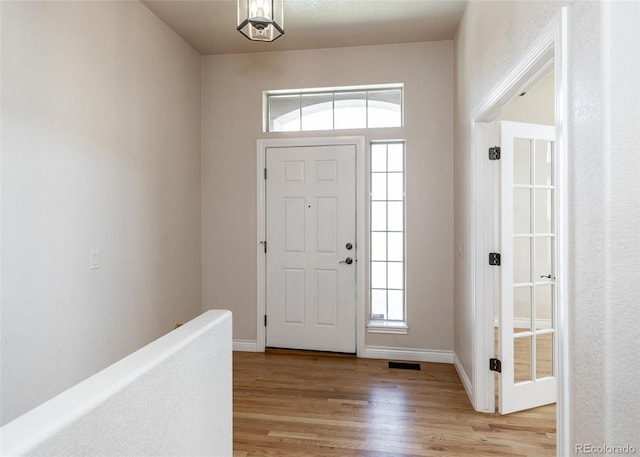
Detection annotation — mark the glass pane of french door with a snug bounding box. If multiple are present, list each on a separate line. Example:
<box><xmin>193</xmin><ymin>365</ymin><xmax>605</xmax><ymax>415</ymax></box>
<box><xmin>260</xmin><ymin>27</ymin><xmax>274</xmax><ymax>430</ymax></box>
<box><xmin>513</xmin><ymin>137</ymin><xmax>555</xmax><ymax>382</ymax></box>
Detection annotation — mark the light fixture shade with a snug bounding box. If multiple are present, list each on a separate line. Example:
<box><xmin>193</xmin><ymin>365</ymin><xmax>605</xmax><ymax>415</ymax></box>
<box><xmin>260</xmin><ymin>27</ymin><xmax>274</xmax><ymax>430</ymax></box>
<box><xmin>237</xmin><ymin>0</ymin><xmax>284</xmax><ymax>42</ymax></box>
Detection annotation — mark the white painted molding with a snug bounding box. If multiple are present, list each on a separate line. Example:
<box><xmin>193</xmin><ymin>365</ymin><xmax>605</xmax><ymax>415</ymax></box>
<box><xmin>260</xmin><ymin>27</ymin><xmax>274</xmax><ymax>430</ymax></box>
<box><xmin>256</xmin><ymin>141</ymin><xmax>266</xmax><ymax>353</ymax></box>
<box><xmin>453</xmin><ymin>353</ymin><xmax>474</xmax><ymax>406</ymax></box>
<box><xmin>233</xmin><ymin>340</ymin><xmax>258</xmax><ymax>352</ymax></box>
<box><xmin>364</xmin><ymin>346</ymin><xmax>453</xmax><ymax>364</ymax></box>
<box><xmin>554</xmin><ymin>10</ymin><xmax>570</xmax><ymax>457</ymax></box>
<box><xmin>471</xmin><ymin>121</ymin><xmax>498</xmax><ymax>414</ymax></box>
<box><xmin>474</xmin><ymin>30</ymin><xmax>556</xmax><ymax>123</ymax></box>
<box><xmin>366</xmin><ymin>320</ymin><xmax>409</xmax><ymax>335</ymax></box>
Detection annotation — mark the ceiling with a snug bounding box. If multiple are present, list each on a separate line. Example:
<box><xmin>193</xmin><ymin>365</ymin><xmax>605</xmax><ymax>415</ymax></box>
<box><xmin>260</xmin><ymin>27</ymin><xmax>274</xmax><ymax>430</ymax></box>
<box><xmin>141</xmin><ymin>0</ymin><xmax>467</xmax><ymax>56</ymax></box>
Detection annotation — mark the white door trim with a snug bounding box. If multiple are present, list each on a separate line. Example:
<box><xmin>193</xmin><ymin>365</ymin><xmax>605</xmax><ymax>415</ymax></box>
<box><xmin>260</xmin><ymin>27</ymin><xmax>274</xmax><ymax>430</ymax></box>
<box><xmin>257</xmin><ymin>136</ymin><xmax>366</xmax><ymax>357</ymax></box>
<box><xmin>469</xmin><ymin>7</ymin><xmax>569</xmax><ymax>455</ymax></box>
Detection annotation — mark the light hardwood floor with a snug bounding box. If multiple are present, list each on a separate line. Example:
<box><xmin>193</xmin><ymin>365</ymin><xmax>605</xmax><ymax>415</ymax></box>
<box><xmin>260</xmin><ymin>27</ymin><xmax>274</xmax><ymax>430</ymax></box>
<box><xmin>233</xmin><ymin>351</ymin><xmax>556</xmax><ymax>457</ymax></box>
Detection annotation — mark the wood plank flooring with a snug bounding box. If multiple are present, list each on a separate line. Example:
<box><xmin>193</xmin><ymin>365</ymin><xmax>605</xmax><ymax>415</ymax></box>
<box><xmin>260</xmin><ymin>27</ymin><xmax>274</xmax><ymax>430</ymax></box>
<box><xmin>233</xmin><ymin>351</ymin><xmax>555</xmax><ymax>457</ymax></box>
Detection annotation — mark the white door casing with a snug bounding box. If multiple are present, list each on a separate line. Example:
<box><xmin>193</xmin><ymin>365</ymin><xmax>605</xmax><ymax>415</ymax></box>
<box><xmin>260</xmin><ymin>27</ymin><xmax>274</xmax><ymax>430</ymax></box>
<box><xmin>256</xmin><ymin>137</ymin><xmax>366</xmax><ymax>355</ymax></box>
<box><xmin>499</xmin><ymin>121</ymin><xmax>557</xmax><ymax>414</ymax></box>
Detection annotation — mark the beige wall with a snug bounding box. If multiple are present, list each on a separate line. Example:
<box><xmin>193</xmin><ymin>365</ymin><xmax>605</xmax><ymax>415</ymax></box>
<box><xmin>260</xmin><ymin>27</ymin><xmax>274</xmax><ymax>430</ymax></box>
<box><xmin>202</xmin><ymin>41</ymin><xmax>454</xmax><ymax>351</ymax></box>
<box><xmin>499</xmin><ymin>72</ymin><xmax>555</xmax><ymax>125</ymax></box>
<box><xmin>455</xmin><ymin>0</ymin><xmax>639</xmax><ymax>451</ymax></box>
<box><xmin>1</xmin><ymin>1</ymin><xmax>202</xmax><ymax>424</ymax></box>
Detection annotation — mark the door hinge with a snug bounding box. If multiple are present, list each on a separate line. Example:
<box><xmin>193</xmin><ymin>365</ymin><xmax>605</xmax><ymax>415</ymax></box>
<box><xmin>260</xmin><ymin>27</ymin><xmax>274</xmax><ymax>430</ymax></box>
<box><xmin>489</xmin><ymin>146</ymin><xmax>501</xmax><ymax>160</ymax></box>
<box><xmin>264</xmin><ymin>314</ymin><xmax>267</xmax><ymax>327</ymax></box>
<box><xmin>490</xmin><ymin>358</ymin><xmax>502</xmax><ymax>373</ymax></box>
<box><xmin>489</xmin><ymin>252</ymin><xmax>501</xmax><ymax>266</ymax></box>
<box><xmin>260</xmin><ymin>240</ymin><xmax>267</xmax><ymax>253</ymax></box>
<box><xmin>264</xmin><ymin>168</ymin><xmax>267</xmax><ymax>179</ymax></box>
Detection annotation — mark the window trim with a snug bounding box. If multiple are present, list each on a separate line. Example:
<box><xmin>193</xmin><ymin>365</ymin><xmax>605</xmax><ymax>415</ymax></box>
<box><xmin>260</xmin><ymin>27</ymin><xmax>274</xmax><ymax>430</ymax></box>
<box><xmin>367</xmin><ymin>320</ymin><xmax>409</xmax><ymax>335</ymax></box>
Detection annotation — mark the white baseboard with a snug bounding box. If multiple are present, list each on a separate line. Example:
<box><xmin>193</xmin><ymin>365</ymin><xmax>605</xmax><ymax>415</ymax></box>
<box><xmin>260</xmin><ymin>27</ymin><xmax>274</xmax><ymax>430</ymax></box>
<box><xmin>234</xmin><ymin>341</ymin><xmax>454</xmax><ymax>363</ymax></box>
<box><xmin>453</xmin><ymin>352</ymin><xmax>473</xmax><ymax>404</ymax></box>
<box><xmin>364</xmin><ymin>346</ymin><xmax>453</xmax><ymax>364</ymax></box>
<box><xmin>233</xmin><ymin>340</ymin><xmax>258</xmax><ymax>352</ymax></box>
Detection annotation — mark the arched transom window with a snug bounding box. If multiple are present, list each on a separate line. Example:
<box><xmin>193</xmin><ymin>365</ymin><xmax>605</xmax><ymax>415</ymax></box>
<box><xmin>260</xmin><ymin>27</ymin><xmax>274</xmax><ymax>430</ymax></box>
<box><xmin>264</xmin><ymin>85</ymin><xmax>403</xmax><ymax>132</ymax></box>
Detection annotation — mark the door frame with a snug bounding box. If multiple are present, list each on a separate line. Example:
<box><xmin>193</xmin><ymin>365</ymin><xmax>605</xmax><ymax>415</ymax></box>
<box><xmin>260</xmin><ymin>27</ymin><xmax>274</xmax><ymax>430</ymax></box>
<box><xmin>256</xmin><ymin>136</ymin><xmax>366</xmax><ymax>357</ymax></box>
<box><xmin>470</xmin><ymin>7</ymin><xmax>569</xmax><ymax>455</ymax></box>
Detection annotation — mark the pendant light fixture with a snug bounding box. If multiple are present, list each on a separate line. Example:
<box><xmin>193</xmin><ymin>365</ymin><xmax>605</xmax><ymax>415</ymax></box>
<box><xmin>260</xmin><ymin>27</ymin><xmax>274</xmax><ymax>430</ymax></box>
<box><xmin>237</xmin><ymin>0</ymin><xmax>284</xmax><ymax>42</ymax></box>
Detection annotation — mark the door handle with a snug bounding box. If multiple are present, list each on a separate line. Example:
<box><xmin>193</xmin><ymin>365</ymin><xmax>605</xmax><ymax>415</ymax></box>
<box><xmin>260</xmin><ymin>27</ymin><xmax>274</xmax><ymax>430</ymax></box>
<box><xmin>340</xmin><ymin>257</ymin><xmax>353</xmax><ymax>265</ymax></box>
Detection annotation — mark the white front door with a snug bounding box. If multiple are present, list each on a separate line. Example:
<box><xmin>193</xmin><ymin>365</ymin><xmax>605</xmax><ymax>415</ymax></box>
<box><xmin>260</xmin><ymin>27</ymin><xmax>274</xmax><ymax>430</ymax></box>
<box><xmin>265</xmin><ymin>143</ymin><xmax>357</xmax><ymax>353</ymax></box>
<box><xmin>499</xmin><ymin>121</ymin><xmax>557</xmax><ymax>414</ymax></box>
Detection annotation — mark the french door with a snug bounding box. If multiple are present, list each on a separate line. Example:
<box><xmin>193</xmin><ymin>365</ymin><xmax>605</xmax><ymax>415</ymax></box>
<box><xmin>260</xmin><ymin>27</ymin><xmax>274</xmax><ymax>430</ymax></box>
<box><xmin>498</xmin><ymin>121</ymin><xmax>557</xmax><ymax>414</ymax></box>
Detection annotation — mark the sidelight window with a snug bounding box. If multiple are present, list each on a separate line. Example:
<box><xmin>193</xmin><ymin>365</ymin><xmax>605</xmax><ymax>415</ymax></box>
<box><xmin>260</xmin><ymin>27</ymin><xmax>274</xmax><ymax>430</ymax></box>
<box><xmin>368</xmin><ymin>141</ymin><xmax>407</xmax><ymax>334</ymax></box>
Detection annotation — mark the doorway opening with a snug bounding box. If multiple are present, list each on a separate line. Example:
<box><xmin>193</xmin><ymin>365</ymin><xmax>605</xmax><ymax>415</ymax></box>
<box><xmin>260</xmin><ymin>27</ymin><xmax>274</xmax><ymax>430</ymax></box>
<box><xmin>470</xmin><ymin>8</ymin><xmax>569</xmax><ymax>456</ymax></box>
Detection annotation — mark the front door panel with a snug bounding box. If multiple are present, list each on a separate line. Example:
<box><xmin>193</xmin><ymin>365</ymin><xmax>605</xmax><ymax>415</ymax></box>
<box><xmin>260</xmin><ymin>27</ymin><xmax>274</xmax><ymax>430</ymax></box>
<box><xmin>266</xmin><ymin>144</ymin><xmax>356</xmax><ymax>353</ymax></box>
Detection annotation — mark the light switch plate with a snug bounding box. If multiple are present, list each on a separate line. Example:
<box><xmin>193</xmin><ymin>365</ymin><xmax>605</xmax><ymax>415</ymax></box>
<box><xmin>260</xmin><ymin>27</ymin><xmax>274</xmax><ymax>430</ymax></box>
<box><xmin>89</xmin><ymin>249</ymin><xmax>100</xmax><ymax>270</ymax></box>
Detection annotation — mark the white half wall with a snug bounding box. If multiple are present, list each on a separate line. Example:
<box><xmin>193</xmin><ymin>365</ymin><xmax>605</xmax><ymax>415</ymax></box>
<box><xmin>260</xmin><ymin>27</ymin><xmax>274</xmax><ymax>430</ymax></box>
<box><xmin>1</xmin><ymin>1</ymin><xmax>202</xmax><ymax>424</ymax></box>
<box><xmin>0</xmin><ymin>310</ymin><xmax>232</xmax><ymax>457</ymax></box>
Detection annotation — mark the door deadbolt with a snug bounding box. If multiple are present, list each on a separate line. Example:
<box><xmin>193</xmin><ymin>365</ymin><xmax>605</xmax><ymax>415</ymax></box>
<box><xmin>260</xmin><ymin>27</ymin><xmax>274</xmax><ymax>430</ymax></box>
<box><xmin>340</xmin><ymin>257</ymin><xmax>353</xmax><ymax>265</ymax></box>
<box><xmin>345</xmin><ymin>242</ymin><xmax>353</xmax><ymax>250</ymax></box>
